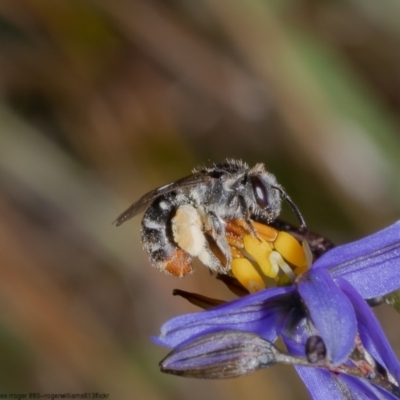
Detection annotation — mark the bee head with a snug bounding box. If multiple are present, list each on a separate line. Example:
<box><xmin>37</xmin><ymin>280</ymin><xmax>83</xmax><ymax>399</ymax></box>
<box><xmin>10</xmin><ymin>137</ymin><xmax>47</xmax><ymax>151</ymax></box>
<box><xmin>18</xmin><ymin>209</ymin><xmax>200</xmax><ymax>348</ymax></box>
<box><xmin>248</xmin><ymin>164</ymin><xmax>306</xmax><ymax>230</ymax></box>
<box><xmin>248</xmin><ymin>171</ymin><xmax>282</xmax><ymax>222</ymax></box>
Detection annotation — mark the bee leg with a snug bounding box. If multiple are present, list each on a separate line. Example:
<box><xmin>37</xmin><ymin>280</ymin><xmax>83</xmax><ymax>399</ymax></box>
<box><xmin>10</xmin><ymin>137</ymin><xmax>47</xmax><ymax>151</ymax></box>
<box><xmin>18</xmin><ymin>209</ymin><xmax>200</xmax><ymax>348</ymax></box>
<box><xmin>237</xmin><ymin>195</ymin><xmax>258</xmax><ymax>238</ymax></box>
<box><xmin>171</xmin><ymin>204</ymin><xmax>223</xmax><ymax>273</ymax></box>
<box><xmin>204</xmin><ymin>211</ymin><xmax>232</xmax><ymax>273</ymax></box>
<box><xmin>197</xmin><ymin>244</ymin><xmax>227</xmax><ymax>273</ymax></box>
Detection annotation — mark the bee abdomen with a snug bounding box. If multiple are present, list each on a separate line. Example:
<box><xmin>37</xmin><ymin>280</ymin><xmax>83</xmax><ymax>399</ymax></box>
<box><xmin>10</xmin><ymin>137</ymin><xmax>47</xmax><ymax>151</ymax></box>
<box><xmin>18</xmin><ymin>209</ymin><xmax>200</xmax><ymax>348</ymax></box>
<box><xmin>141</xmin><ymin>195</ymin><xmax>193</xmax><ymax>277</ymax></box>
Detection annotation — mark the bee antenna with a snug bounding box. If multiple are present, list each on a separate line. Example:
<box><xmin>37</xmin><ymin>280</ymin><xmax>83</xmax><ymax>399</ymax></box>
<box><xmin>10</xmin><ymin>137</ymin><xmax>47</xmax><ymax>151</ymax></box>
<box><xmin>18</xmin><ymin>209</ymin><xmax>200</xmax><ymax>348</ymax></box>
<box><xmin>272</xmin><ymin>186</ymin><xmax>307</xmax><ymax>232</ymax></box>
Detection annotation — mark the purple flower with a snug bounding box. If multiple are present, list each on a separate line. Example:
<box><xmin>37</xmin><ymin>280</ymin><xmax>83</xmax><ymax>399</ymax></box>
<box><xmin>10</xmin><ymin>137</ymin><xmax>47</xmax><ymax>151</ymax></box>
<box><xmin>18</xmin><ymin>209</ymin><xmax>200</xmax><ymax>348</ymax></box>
<box><xmin>156</xmin><ymin>222</ymin><xmax>400</xmax><ymax>399</ymax></box>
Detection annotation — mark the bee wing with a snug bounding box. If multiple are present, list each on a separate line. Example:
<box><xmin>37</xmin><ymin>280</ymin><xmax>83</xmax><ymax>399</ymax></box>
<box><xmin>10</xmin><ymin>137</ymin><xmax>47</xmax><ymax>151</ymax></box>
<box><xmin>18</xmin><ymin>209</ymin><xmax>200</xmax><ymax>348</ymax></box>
<box><xmin>114</xmin><ymin>172</ymin><xmax>215</xmax><ymax>226</ymax></box>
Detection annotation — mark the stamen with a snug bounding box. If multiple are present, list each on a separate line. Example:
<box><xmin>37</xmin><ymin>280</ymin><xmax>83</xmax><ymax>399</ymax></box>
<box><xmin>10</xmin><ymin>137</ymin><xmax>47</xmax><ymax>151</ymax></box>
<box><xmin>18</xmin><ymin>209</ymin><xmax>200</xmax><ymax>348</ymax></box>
<box><xmin>294</xmin><ymin>240</ymin><xmax>313</xmax><ymax>275</ymax></box>
<box><xmin>225</xmin><ymin>220</ymin><xmax>248</xmax><ymax>237</ymax></box>
<box><xmin>252</xmin><ymin>221</ymin><xmax>279</xmax><ymax>242</ymax></box>
<box><xmin>243</xmin><ymin>236</ymin><xmax>278</xmax><ymax>278</ymax></box>
<box><xmin>269</xmin><ymin>251</ymin><xmax>296</xmax><ymax>283</ymax></box>
<box><xmin>302</xmin><ymin>240</ymin><xmax>313</xmax><ymax>269</ymax></box>
<box><xmin>218</xmin><ymin>219</ymin><xmax>311</xmax><ymax>291</ymax></box>
<box><xmin>226</xmin><ymin>235</ymin><xmax>245</xmax><ymax>249</ymax></box>
<box><xmin>230</xmin><ymin>246</ymin><xmax>243</xmax><ymax>259</ymax></box>
<box><xmin>231</xmin><ymin>258</ymin><xmax>266</xmax><ymax>293</ymax></box>
<box><xmin>274</xmin><ymin>231</ymin><xmax>307</xmax><ymax>269</ymax></box>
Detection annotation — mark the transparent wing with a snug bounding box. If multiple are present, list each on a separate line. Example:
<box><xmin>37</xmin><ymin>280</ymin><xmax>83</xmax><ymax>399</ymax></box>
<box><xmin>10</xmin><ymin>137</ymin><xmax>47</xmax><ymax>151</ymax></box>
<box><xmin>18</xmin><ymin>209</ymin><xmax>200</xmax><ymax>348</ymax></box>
<box><xmin>114</xmin><ymin>172</ymin><xmax>215</xmax><ymax>226</ymax></box>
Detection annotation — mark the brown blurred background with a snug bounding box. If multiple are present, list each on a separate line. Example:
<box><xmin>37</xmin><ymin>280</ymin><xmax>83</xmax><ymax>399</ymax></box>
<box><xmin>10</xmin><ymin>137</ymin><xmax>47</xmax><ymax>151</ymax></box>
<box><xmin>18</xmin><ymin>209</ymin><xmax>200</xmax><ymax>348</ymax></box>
<box><xmin>0</xmin><ymin>0</ymin><xmax>400</xmax><ymax>398</ymax></box>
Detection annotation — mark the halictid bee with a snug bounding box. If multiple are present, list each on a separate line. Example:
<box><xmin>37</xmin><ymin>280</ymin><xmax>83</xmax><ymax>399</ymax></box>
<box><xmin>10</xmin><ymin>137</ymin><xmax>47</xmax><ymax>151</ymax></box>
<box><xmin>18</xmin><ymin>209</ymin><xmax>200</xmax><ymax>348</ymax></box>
<box><xmin>114</xmin><ymin>159</ymin><xmax>309</xmax><ymax>277</ymax></box>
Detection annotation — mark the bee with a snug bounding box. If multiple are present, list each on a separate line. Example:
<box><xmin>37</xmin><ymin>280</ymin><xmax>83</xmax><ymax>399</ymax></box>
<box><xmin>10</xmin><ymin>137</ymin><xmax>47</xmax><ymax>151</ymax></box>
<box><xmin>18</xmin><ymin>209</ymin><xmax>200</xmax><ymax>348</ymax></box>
<box><xmin>114</xmin><ymin>159</ymin><xmax>307</xmax><ymax>277</ymax></box>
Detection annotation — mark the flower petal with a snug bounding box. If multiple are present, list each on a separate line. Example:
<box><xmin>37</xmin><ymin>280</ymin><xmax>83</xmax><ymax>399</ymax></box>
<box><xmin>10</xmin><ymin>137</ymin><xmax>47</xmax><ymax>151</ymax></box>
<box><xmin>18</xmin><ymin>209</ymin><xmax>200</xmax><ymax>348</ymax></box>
<box><xmin>156</xmin><ymin>286</ymin><xmax>294</xmax><ymax>348</ymax></box>
<box><xmin>295</xmin><ymin>367</ymin><xmax>399</xmax><ymax>400</ymax></box>
<box><xmin>337</xmin><ymin>278</ymin><xmax>400</xmax><ymax>384</ymax></box>
<box><xmin>159</xmin><ymin>330</ymin><xmax>279</xmax><ymax>379</ymax></box>
<box><xmin>338</xmin><ymin>374</ymin><xmax>400</xmax><ymax>400</ymax></box>
<box><xmin>313</xmin><ymin>221</ymin><xmax>400</xmax><ymax>298</ymax></box>
<box><xmin>285</xmin><ymin>338</ymin><xmax>399</xmax><ymax>399</ymax></box>
<box><xmin>297</xmin><ymin>268</ymin><xmax>357</xmax><ymax>364</ymax></box>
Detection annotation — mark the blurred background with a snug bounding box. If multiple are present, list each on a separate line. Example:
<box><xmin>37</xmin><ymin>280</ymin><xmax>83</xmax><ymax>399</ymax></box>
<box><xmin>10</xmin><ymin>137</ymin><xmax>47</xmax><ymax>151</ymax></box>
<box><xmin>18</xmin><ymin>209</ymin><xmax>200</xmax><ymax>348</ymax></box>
<box><xmin>0</xmin><ymin>0</ymin><xmax>400</xmax><ymax>398</ymax></box>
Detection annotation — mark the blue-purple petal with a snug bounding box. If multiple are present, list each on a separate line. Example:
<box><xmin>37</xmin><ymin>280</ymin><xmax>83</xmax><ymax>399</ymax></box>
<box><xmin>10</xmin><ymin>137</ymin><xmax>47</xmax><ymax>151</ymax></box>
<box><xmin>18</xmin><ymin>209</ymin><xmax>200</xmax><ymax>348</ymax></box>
<box><xmin>337</xmin><ymin>278</ymin><xmax>400</xmax><ymax>384</ymax></box>
<box><xmin>296</xmin><ymin>367</ymin><xmax>398</xmax><ymax>400</ymax></box>
<box><xmin>339</xmin><ymin>374</ymin><xmax>400</xmax><ymax>400</ymax></box>
<box><xmin>285</xmin><ymin>337</ymin><xmax>398</xmax><ymax>399</ymax></box>
<box><xmin>285</xmin><ymin>337</ymin><xmax>356</xmax><ymax>400</ymax></box>
<box><xmin>297</xmin><ymin>268</ymin><xmax>357</xmax><ymax>364</ymax></box>
<box><xmin>160</xmin><ymin>330</ymin><xmax>278</xmax><ymax>379</ymax></box>
<box><xmin>313</xmin><ymin>221</ymin><xmax>400</xmax><ymax>299</ymax></box>
<box><xmin>155</xmin><ymin>222</ymin><xmax>400</xmax><ymax>398</ymax></box>
<box><xmin>156</xmin><ymin>286</ymin><xmax>294</xmax><ymax>348</ymax></box>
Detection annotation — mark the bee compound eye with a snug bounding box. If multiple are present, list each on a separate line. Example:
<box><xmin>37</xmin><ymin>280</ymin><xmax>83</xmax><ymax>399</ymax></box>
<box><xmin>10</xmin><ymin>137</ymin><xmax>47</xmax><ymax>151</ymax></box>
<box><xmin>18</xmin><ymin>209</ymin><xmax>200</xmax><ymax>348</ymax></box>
<box><xmin>251</xmin><ymin>176</ymin><xmax>269</xmax><ymax>209</ymax></box>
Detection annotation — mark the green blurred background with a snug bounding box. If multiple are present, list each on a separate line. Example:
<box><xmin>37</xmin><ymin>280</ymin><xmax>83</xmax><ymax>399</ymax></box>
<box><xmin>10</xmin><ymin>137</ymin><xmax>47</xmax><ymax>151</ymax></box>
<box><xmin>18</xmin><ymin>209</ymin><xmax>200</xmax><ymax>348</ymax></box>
<box><xmin>0</xmin><ymin>0</ymin><xmax>400</xmax><ymax>399</ymax></box>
